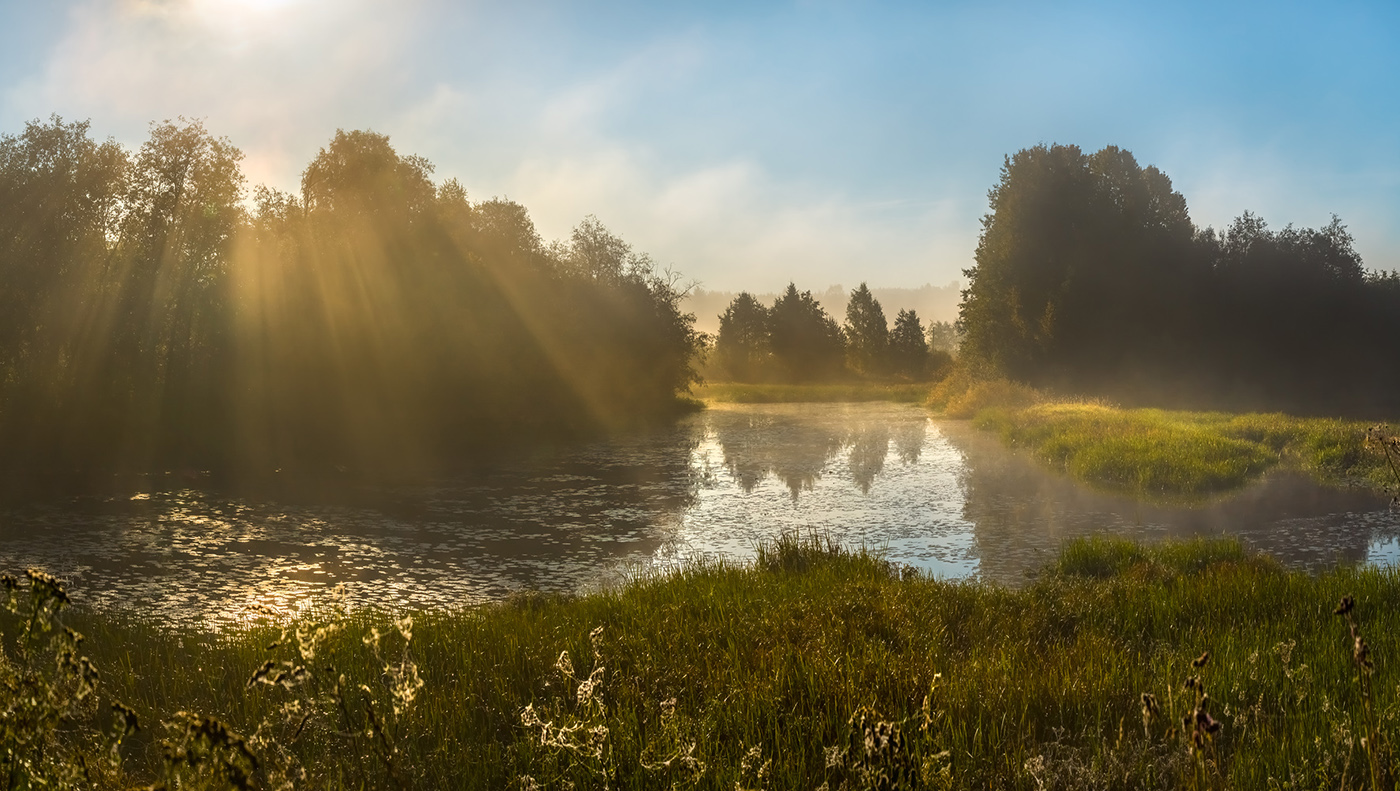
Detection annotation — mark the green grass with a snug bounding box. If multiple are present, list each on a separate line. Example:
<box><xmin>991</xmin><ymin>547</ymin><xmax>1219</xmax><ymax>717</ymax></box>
<box><xmin>12</xmin><ymin>534</ymin><xmax>1400</xmax><ymax>789</ymax></box>
<box><xmin>971</xmin><ymin>401</ymin><xmax>1395</xmax><ymax>500</ymax></box>
<box><xmin>694</xmin><ymin>380</ymin><xmax>938</xmax><ymax>403</ymax></box>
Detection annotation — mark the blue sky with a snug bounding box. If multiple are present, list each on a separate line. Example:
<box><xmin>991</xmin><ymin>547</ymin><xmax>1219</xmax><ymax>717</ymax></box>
<box><xmin>2</xmin><ymin>0</ymin><xmax>1397</xmax><ymax>291</ymax></box>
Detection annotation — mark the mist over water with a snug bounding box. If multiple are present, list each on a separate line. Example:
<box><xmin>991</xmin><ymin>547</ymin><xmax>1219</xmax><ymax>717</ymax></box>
<box><xmin>2</xmin><ymin>402</ymin><xmax>1396</xmax><ymax>630</ymax></box>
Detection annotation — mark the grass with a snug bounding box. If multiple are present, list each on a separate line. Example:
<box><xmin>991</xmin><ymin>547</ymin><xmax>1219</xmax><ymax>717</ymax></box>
<box><xmin>693</xmin><ymin>380</ymin><xmax>939</xmax><ymax>403</ymax></box>
<box><xmin>10</xmin><ymin>534</ymin><xmax>1400</xmax><ymax>789</ymax></box>
<box><xmin>925</xmin><ymin>369</ymin><xmax>1398</xmax><ymax>500</ymax></box>
<box><xmin>972</xmin><ymin>402</ymin><xmax>1394</xmax><ymax>500</ymax></box>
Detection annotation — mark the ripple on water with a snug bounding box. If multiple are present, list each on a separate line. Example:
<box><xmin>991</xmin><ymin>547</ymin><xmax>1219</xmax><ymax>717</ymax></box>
<box><xmin>1</xmin><ymin>402</ymin><xmax>1397</xmax><ymax>629</ymax></box>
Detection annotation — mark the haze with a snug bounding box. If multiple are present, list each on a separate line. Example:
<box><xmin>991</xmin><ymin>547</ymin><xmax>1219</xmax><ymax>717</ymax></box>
<box><xmin>2</xmin><ymin>0</ymin><xmax>1398</xmax><ymax>291</ymax></box>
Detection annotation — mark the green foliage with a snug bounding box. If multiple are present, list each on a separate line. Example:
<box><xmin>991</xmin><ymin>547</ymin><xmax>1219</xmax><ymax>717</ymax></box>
<box><xmin>959</xmin><ymin>144</ymin><xmax>1197</xmax><ymax>385</ymax></box>
<box><xmin>714</xmin><ymin>292</ymin><xmax>770</xmax><ymax>382</ymax></box>
<box><xmin>0</xmin><ymin>119</ymin><xmax>705</xmax><ymax>486</ymax></box>
<box><xmin>1049</xmin><ymin>535</ymin><xmax>1256</xmax><ymax>579</ymax></box>
<box><xmin>767</xmin><ymin>283</ymin><xmax>845</xmax><ymax>382</ymax></box>
<box><xmin>843</xmin><ymin>283</ymin><xmax>889</xmax><ymax>376</ymax></box>
<box><xmin>887</xmin><ymin>308</ymin><xmax>932</xmax><ymax>379</ymax></box>
<box><xmin>966</xmin><ymin>399</ymin><xmax>1394</xmax><ymax>499</ymax></box>
<box><xmin>0</xmin><ymin>570</ymin><xmax>131</xmax><ymax>789</ymax></box>
<box><xmin>925</xmin><ymin>320</ymin><xmax>959</xmax><ymax>355</ymax></box>
<box><xmin>958</xmin><ymin>143</ymin><xmax>1400</xmax><ymax>415</ymax></box>
<box><xmin>924</xmin><ymin>366</ymin><xmax>1043</xmax><ymax>418</ymax></box>
<box><xmin>21</xmin><ymin>536</ymin><xmax>1400</xmax><ymax>789</ymax></box>
<box><xmin>695</xmin><ymin>381</ymin><xmax>938</xmax><ymax>403</ymax></box>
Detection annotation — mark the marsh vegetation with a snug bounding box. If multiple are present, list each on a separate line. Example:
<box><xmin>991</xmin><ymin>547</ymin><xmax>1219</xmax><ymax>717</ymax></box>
<box><xmin>7</xmin><ymin>535</ymin><xmax>1400</xmax><ymax>789</ymax></box>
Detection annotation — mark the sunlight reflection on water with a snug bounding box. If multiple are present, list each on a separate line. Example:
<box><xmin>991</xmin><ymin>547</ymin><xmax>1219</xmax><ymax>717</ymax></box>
<box><xmin>0</xmin><ymin>402</ymin><xmax>1397</xmax><ymax>630</ymax></box>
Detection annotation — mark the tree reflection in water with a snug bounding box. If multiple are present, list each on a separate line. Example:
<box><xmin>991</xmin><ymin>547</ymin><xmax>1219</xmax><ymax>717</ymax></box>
<box><xmin>711</xmin><ymin>412</ymin><xmax>847</xmax><ymax>499</ymax></box>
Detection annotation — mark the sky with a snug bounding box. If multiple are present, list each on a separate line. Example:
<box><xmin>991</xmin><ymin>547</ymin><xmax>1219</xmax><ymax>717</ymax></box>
<box><xmin>1</xmin><ymin>0</ymin><xmax>1397</xmax><ymax>292</ymax></box>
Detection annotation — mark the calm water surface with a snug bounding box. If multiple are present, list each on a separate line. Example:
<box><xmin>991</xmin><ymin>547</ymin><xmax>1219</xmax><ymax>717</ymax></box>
<box><xmin>1</xmin><ymin>402</ymin><xmax>1397</xmax><ymax>628</ymax></box>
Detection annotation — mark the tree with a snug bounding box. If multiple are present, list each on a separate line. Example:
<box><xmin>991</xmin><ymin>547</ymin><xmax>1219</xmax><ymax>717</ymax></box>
<box><xmin>301</xmin><ymin>129</ymin><xmax>434</xmax><ymax>224</ymax></box>
<box><xmin>715</xmin><ymin>293</ymin><xmax>770</xmax><ymax>381</ymax></box>
<box><xmin>0</xmin><ymin>116</ymin><xmax>127</xmax><ymax>368</ymax></box>
<box><xmin>958</xmin><ymin>143</ymin><xmax>1199</xmax><ymax>385</ymax></box>
<box><xmin>768</xmin><ymin>284</ymin><xmax>844</xmax><ymax>381</ymax></box>
<box><xmin>843</xmin><ymin>282</ymin><xmax>888</xmax><ymax>376</ymax></box>
<box><xmin>888</xmin><ymin>309</ymin><xmax>929</xmax><ymax>378</ymax></box>
<box><xmin>926</xmin><ymin>320</ymin><xmax>958</xmax><ymax>355</ymax></box>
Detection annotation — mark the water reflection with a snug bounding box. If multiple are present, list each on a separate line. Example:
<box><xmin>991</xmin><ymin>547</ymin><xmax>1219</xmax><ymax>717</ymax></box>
<box><xmin>937</xmin><ymin>421</ymin><xmax>1400</xmax><ymax>584</ymax></box>
<box><xmin>0</xmin><ymin>402</ymin><xmax>1397</xmax><ymax>629</ymax></box>
<box><xmin>712</xmin><ymin>412</ymin><xmax>846</xmax><ymax>497</ymax></box>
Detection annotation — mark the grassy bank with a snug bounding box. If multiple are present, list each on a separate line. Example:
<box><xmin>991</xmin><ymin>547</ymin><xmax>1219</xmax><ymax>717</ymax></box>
<box><xmin>10</xmin><ymin>535</ymin><xmax>1400</xmax><ymax>789</ymax></box>
<box><xmin>927</xmin><ymin>371</ymin><xmax>1398</xmax><ymax>500</ymax></box>
<box><xmin>694</xmin><ymin>381</ymin><xmax>938</xmax><ymax>403</ymax></box>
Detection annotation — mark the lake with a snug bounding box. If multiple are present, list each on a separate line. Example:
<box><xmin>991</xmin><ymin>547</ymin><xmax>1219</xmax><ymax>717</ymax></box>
<box><xmin>1</xmin><ymin>401</ymin><xmax>1396</xmax><ymax>628</ymax></box>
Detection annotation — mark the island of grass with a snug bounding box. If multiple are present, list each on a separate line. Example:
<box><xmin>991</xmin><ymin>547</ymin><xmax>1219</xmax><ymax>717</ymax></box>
<box><xmin>12</xmin><ymin>534</ymin><xmax>1400</xmax><ymax>789</ymax></box>
<box><xmin>927</xmin><ymin>372</ymin><xmax>1400</xmax><ymax>501</ymax></box>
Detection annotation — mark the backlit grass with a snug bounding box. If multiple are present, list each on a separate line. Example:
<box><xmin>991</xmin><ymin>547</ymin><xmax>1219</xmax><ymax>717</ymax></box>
<box><xmin>11</xmin><ymin>534</ymin><xmax>1400</xmax><ymax>789</ymax></box>
<box><xmin>924</xmin><ymin>369</ymin><xmax>1397</xmax><ymax>499</ymax></box>
<box><xmin>973</xmin><ymin>402</ymin><xmax>1394</xmax><ymax>500</ymax></box>
<box><xmin>694</xmin><ymin>380</ymin><xmax>938</xmax><ymax>403</ymax></box>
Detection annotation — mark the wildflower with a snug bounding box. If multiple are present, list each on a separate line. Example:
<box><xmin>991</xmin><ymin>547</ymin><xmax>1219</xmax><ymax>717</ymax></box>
<box><xmin>112</xmin><ymin>702</ymin><xmax>140</xmax><ymax>737</ymax></box>
<box><xmin>1355</xmin><ymin>635</ymin><xmax>1373</xmax><ymax>670</ymax></box>
<box><xmin>248</xmin><ymin>659</ymin><xmax>277</xmax><ymax>687</ymax></box>
<box><xmin>1140</xmin><ymin>692</ymin><xmax>1160</xmax><ymax>717</ymax></box>
<box><xmin>1195</xmin><ymin>708</ymin><xmax>1222</xmax><ymax>734</ymax></box>
<box><xmin>575</xmin><ymin>666</ymin><xmax>604</xmax><ymax>706</ymax></box>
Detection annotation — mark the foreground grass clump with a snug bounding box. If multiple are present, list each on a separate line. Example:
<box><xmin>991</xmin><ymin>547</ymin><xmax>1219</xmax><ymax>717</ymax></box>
<box><xmin>695</xmin><ymin>381</ymin><xmax>939</xmax><ymax>403</ymax></box>
<box><xmin>10</xmin><ymin>534</ymin><xmax>1400</xmax><ymax>789</ymax></box>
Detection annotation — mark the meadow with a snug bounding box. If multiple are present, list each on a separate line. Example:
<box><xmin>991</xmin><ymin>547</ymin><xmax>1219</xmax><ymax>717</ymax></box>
<box><xmin>927</xmin><ymin>371</ymin><xmax>1400</xmax><ymax>501</ymax></box>
<box><xmin>7</xmin><ymin>534</ymin><xmax>1400</xmax><ymax>789</ymax></box>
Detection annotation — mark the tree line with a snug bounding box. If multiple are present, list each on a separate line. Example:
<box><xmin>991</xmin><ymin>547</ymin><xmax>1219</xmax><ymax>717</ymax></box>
<box><xmin>958</xmin><ymin>143</ymin><xmax>1400</xmax><ymax>415</ymax></box>
<box><xmin>0</xmin><ymin>116</ymin><xmax>703</xmax><ymax>487</ymax></box>
<box><xmin>711</xmin><ymin>283</ymin><xmax>951</xmax><ymax>382</ymax></box>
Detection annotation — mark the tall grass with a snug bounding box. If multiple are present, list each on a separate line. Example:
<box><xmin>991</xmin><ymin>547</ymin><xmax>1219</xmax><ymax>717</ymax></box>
<box><xmin>9</xmin><ymin>534</ymin><xmax>1400</xmax><ymax>789</ymax></box>
<box><xmin>973</xmin><ymin>402</ymin><xmax>1394</xmax><ymax>499</ymax></box>
<box><xmin>925</xmin><ymin>370</ymin><xmax>1396</xmax><ymax>499</ymax></box>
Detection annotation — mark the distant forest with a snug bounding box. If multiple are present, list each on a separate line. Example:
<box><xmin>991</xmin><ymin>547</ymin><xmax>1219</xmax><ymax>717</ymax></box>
<box><xmin>958</xmin><ymin>144</ymin><xmax>1400</xmax><ymax>416</ymax></box>
<box><xmin>685</xmin><ymin>282</ymin><xmax>960</xmax><ymax>335</ymax></box>
<box><xmin>0</xmin><ymin>117</ymin><xmax>703</xmax><ymax>486</ymax></box>
<box><xmin>709</xmin><ymin>283</ymin><xmax>954</xmax><ymax>382</ymax></box>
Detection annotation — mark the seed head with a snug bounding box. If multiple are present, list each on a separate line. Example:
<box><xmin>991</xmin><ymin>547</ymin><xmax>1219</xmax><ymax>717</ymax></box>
<box><xmin>1140</xmin><ymin>693</ymin><xmax>1159</xmax><ymax>717</ymax></box>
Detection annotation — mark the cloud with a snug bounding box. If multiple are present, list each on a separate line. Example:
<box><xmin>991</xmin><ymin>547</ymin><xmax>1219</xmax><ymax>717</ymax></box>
<box><xmin>4</xmin><ymin>0</ymin><xmax>981</xmax><ymax>289</ymax></box>
<box><xmin>503</xmin><ymin>147</ymin><xmax>976</xmax><ymax>291</ymax></box>
<box><xmin>7</xmin><ymin>0</ymin><xmax>426</xmax><ymax>183</ymax></box>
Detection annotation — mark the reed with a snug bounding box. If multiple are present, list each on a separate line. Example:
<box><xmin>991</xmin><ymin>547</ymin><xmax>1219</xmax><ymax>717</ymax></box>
<box><xmin>8</xmin><ymin>534</ymin><xmax>1400</xmax><ymax>789</ymax></box>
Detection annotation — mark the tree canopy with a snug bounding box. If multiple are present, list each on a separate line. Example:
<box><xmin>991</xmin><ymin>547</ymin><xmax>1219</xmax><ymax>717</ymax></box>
<box><xmin>959</xmin><ymin>143</ymin><xmax>1400</xmax><ymax>414</ymax></box>
<box><xmin>0</xmin><ymin>116</ymin><xmax>704</xmax><ymax>488</ymax></box>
